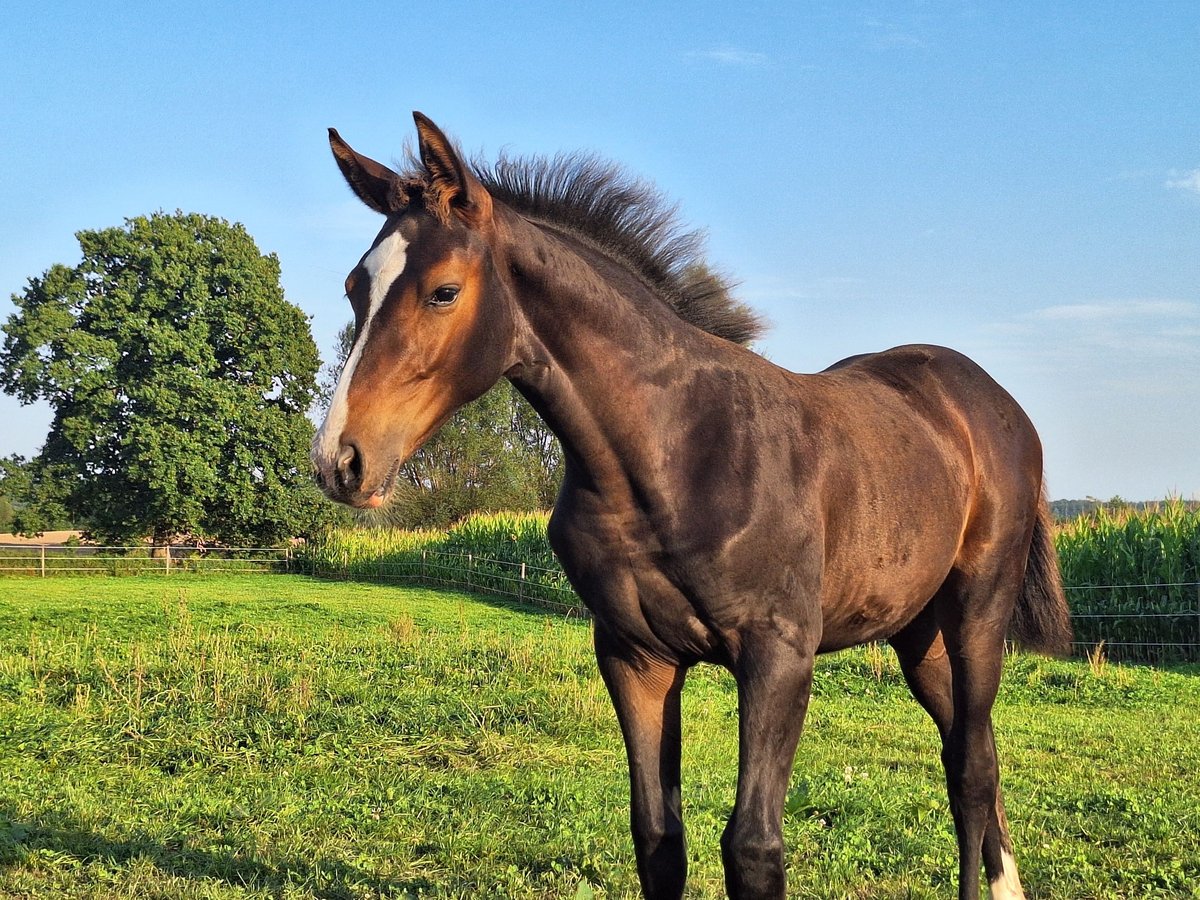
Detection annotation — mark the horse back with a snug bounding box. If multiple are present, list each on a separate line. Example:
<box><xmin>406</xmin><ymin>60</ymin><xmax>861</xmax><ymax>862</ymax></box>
<box><xmin>821</xmin><ymin>343</ymin><xmax>1042</xmax><ymax>483</ymax></box>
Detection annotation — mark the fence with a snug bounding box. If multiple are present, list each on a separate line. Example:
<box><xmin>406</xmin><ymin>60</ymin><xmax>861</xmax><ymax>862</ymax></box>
<box><xmin>0</xmin><ymin>543</ymin><xmax>291</xmax><ymax>577</ymax></box>
<box><xmin>0</xmin><ymin>542</ymin><xmax>580</xmax><ymax>615</ymax></box>
<box><xmin>1064</xmin><ymin>581</ymin><xmax>1200</xmax><ymax>664</ymax></box>
<box><xmin>292</xmin><ymin>547</ymin><xmax>582</xmax><ymax>616</ymax></box>
<box><xmin>3</xmin><ymin>542</ymin><xmax>1198</xmax><ymax>662</ymax></box>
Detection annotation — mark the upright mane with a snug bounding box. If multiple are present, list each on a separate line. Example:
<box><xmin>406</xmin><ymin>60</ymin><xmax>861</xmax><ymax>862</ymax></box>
<box><xmin>476</xmin><ymin>153</ymin><xmax>765</xmax><ymax>346</ymax></box>
<box><xmin>396</xmin><ymin>146</ymin><xmax>766</xmax><ymax>347</ymax></box>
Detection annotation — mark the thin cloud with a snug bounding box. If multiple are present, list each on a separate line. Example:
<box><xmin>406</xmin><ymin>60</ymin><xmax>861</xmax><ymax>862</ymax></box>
<box><xmin>984</xmin><ymin>298</ymin><xmax>1200</xmax><ymax>345</ymax></box>
<box><xmin>739</xmin><ymin>274</ymin><xmax>868</xmax><ymax>303</ymax></box>
<box><xmin>1166</xmin><ymin>168</ymin><xmax>1200</xmax><ymax>194</ymax></box>
<box><xmin>981</xmin><ymin>299</ymin><xmax>1200</xmax><ymax>376</ymax></box>
<box><xmin>301</xmin><ymin>199</ymin><xmax>381</xmax><ymax>239</ymax></box>
<box><xmin>865</xmin><ymin>18</ymin><xmax>927</xmax><ymax>50</ymax></box>
<box><xmin>1032</xmin><ymin>300</ymin><xmax>1199</xmax><ymax>322</ymax></box>
<box><xmin>688</xmin><ymin>48</ymin><xmax>769</xmax><ymax>68</ymax></box>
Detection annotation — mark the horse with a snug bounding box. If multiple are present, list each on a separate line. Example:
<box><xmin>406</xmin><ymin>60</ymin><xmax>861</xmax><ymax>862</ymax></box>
<box><xmin>311</xmin><ymin>112</ymin><xmax>1072</xmax><ymax>900</ymax></box>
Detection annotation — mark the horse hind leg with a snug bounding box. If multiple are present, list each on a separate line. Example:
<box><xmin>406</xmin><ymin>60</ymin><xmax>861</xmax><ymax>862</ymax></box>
<box><xmin>889</xmin><ymin>600</ymin><xmax>1026</xmax><ymax>900</ymax></box>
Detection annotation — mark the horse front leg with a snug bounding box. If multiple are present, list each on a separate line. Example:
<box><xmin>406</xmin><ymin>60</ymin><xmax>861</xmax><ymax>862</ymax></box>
<box><xmin>594</xmin><ymin>624</ymin><xmax>688</xmax><ymax>900</ymax></box>
<box><xmin>722</xmin><ymin>631</ymin><xmax>816</xmax><ymax>899</ymax></box>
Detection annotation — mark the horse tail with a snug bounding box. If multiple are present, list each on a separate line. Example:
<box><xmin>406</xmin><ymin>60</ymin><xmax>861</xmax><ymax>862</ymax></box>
<box><xmin>1010</xmin><ymin>492</ymin><xmax>1073</xmax><ymax>656</ymax></box>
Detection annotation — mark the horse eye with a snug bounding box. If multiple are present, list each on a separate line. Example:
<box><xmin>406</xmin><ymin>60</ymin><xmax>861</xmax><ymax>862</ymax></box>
<box><xmin>430</xmin><ymin>285</ymin><xmax>460</xmax><ymax>307</ymax></box>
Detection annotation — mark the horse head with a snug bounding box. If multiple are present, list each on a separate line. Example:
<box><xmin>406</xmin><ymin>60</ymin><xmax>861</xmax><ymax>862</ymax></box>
<box><xmin>312</xmin><ymin>113</ymin><xmax>516</xmax><ymax>508</ymax></box>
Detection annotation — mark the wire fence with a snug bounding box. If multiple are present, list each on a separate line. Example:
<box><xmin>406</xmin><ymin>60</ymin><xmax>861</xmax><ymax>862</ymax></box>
<box><xmin>0</xmin><ymin>543</ymin><xmax>292</xmax><ymax>576</ymax></box>
<box><xmin>3</xmin><ymin>542</ymin><xmax>1197</xmax><ymax>662</ymax></box>
<box><xmin>0</xmin><ymin>543</ymin><xmax>581</xmax><ymax>616</ymax></box>
<box><xmin>1064</xmin><ymin>581</ymin><xmax>1200</xmax><ymax>664</ymax></box>
<box><xmin>292</xmin><ymin>548</ymin><xmax>583</xmax><ymax>617</ymax></box>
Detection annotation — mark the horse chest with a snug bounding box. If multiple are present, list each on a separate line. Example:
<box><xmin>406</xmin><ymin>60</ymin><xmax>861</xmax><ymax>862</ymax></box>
<box><xmin>549</xmin><ymin>507</ymin><xmax>741</xmax><ymax>661</ymax></box>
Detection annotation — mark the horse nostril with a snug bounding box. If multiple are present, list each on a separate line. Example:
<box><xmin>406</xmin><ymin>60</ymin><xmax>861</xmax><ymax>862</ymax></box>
<box><xmin>335</xmin><ymin>442</ymin><xmax>364</xmax><ymax>491</ymax></box>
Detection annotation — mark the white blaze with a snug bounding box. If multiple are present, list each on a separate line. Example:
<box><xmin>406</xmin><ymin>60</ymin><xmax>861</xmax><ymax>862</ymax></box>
<box><xmin>314</xmin><ymin>229</ymin><xmax>409</xmax><ymax>464</ymax></box>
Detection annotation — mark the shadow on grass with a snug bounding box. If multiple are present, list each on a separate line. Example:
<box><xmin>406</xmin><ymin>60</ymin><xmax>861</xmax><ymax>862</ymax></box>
<box><xmin>0</xmin><ymin>802</ymin><xmax>431</xmax><ymax>899</ymax></box>
<box><xmin>293</xmin><ymin>570</ymin><xmax>590</xmax><ymax>623</ymax></box>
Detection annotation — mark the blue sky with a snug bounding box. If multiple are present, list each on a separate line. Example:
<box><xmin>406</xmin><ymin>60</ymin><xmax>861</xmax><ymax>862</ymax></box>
<box><xmin>2</xmin><ymin>1</ymin><xmax>1197</xmax><ymax>500</ymax></box>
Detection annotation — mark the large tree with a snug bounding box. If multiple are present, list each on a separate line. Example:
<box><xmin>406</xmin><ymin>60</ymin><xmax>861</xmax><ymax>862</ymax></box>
<box><xmin>1</xmin><ymin>211</ymin><xmax>334</xmax><ymax>545</ymax></box>
<box><xmin>319</xmin><ymin>322</ymin><xmax>563</xmax><ymax>528</ymax></box>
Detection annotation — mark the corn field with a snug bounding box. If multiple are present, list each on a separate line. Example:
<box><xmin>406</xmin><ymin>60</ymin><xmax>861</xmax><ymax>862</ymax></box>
<box><xmin>1055</xmin><ymin>500</ymin><xmax>1200</xmax><ymax>662</ymax></box>
<box><xmin>293</xmin><ymin>512</ymin><xmax>576</xmax><ymax>613</ymax></box>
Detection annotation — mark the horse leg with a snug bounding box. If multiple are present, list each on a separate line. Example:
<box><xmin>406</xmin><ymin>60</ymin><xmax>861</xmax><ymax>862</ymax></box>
<box><xmin>906</xmin><ymin>561</ymin><xmax>1027</xmax><ymax>900</ymax></box>
<box><xmin>890</xmin><ymin>604</ymin><xmax>1026</xmax><ymax>900</ymax></box>
<box><xmin>594</xmin><ymin>624</ymin><xmax>688</xmax><ymax>900</ymax></box>
<box><xmin>721</xmin><ymin>631</ymin><xmax>816</xmax><ymax>899</ymax></box>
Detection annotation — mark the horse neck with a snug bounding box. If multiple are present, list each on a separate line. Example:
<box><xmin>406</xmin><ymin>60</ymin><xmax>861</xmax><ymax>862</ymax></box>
<box><xmin>500</xmin><ymin>213</ymin><xmax>712</xmax><ymax>495</ymax></box>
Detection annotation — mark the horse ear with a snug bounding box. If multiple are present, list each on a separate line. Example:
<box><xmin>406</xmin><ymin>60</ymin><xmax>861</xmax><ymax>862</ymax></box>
<box><xmin>412</xmin><ymin>111</ymin><xmax>492</xmax><ymax>226</ymax></box>
<box><xmin>328</xmin><ymin>128</ymin><xmax>405</xmax><ymax>215</ymax></box>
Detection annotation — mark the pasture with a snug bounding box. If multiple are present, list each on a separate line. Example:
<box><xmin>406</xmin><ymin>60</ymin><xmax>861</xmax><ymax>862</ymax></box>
<box><xmin>0</xmin><ymin>575</ymin><xmax>1197</xmax><ymax>899</ymax></box>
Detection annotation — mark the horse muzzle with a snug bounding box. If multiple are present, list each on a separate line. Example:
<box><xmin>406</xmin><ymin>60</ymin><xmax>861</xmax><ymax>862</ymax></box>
<box><xmin>313</xmin><ymin>441</ymin><xmax>401</xmax><ymax>509</ymax></box>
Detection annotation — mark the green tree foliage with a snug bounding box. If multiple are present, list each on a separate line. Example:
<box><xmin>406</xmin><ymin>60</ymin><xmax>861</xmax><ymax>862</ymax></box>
<box><xmin>389</xmin><ymin>383</ymin><xmax>553</xmax><ymax>528</ymax></box>
<box><xmin>0</xmin><ymin>456</ymin><xmax>30</xmax><ymax>534</ymax></box>
<box><xmin>0</xmin><ymin>454</ymin><xmax>76</xmax><ymax>535</ymax></box>
<box><xmin>320</xmin><ymin>322</ymin><xmax>563</xmax><ymax>528</ymax></box>
<box><xmin>0</xmin><ymin>212</ymin><xmax>337</xmax><ymax>545</ymax></box>
<box><xmin>0</xmin><ymin>459</ymin><xmax>17</xmax><ymax>534</ymax></box>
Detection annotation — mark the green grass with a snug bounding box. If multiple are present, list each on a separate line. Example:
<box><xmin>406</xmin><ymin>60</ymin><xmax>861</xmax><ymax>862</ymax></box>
<box><xmin>1</xmin><ymin>576</ymin><xmax>1198</xmax><ymax>898</ymax></box>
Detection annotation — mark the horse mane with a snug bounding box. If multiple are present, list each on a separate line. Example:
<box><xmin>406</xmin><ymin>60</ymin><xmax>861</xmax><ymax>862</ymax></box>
<box><xmin>474</xmin><ymin>153</ymin><xmax>765</xmax><ymax>346</ymax></box>
<box><xmin>398</xmin><ymin>145</ymin><xmax>765</xmax><ymax>347</ymax></box>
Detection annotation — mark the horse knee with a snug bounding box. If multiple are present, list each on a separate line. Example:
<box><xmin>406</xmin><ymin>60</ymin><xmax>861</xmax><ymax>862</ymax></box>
<box><xmin>945</xmin><ymin>766</ymin><xmax>999</xmax><ymax>814</ymax></box>
<box><xmin>632</xmin><ymin>811</ymin><xmax>684</xmax><ymax>853</ymax></box>
<box><xmin>943</xmin><ymin>735</ymin><xmax>998</xmax><ymax>804</ymax></box>
<box><xmin>721</xmin><ymin>819</ymin><xmax>786</xmax><ymax>898</ymax></box>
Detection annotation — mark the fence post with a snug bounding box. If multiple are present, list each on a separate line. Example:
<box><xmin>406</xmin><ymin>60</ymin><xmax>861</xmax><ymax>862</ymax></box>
<box><xmin>520</xmin><ymin>562</ymin><xmax>526</xmax><ymax>601</ymax></box>
<box><xmin>467</xmin><ymin>553</ymin><xmax>473</xmax><ymax>590</ymax></box>
<box><xmin>421</xmin><ymin>549</ymin><xmax>427</xmax><ymax>583</ymax></box>
<box><xmin>164</xmin><ymin>547</ymin><xmax>170</xmax><ymax>575</ymax></box>
<box><xmin>40</xmin><ymin>544</ymin><xmax>46</xmax><ymax>578</ymax></box>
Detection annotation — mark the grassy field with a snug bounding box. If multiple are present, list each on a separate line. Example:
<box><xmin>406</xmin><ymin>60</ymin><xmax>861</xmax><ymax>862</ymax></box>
<box><xmin>0</xmin><ymin>576</ymin><xmax>1197</xmax><ymax>899</ymax></box>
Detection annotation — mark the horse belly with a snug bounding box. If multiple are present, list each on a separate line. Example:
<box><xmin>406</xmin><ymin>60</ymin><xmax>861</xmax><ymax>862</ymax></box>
<box><xmin>816</xmin><ymin>570</ymin><xmax>948</xmax><ymax>652</ymax></box>
<box><xmin>815</xmin><ymin>503</ymin><xmax>964</xmax><ymax>652</ymax></box>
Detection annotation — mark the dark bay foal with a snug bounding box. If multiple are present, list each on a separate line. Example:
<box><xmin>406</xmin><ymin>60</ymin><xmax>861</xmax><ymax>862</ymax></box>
<box><xmin>311</xmin><ymin>113</ymin><xmax>1071</xmax><ymax>899</ymax></box>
